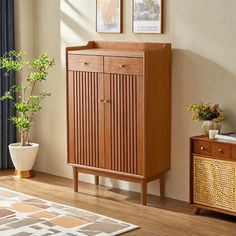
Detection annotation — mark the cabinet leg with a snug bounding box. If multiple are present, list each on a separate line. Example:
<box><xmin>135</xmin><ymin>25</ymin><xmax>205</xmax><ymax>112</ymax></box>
<box><xmin>73</xmin><ymin>167</ymin><xmax>78</xmax><ymax>192</ymax></box>
<box><xmin>95</xmin><ymin>176</ymin><xmax>99</xmax><ymax>185</ymax></box>
<box><xmin>193</xmin><ymin>207</ymin><xmax>201</xmax><ymax>215</ymax></box>
<box><xmin>141</xmin><ymin>181</ymin><xmax>147</xmax><ymax>205</ymax></box>
<box><xmin>160</xmin><ymin>173</ymin><xmax>165</xmax><ymax>198</ymax></box>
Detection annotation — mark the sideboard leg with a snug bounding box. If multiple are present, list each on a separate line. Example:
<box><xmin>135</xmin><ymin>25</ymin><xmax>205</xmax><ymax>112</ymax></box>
<box><xmin>95</xmin><ymin>176</ymin><xmax>99</xmax><ymax>185</ymax></box>
<box><xmin>160</xmin><ymin>173</ymin><xmax>165</xmax><ymax>198</ymax></box>
<box><xmin>141</xmin><ymin>181</ymin><xmax>147</xmax><ymax>205</ymax></box>
<box><xmin>193</xmin><ymin>207</ymin><xmax>201</xmax><ymax>215</ymax></box>
<box><xmin>73</xmin><ymin>167</ymin><xmax>78</xmax><ymax>192</ymax></box>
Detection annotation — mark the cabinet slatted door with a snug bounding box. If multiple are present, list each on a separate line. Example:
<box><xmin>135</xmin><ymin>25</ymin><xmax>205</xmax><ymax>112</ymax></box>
<box><xmin>104</xmin><ymin>74</ymin><xmax>144</xmax><ymax>175</ymax></box>
<box><xmin>67</xmin><ymin>71</ymin><xmax>104</xmax><ymax>168</ymax></box>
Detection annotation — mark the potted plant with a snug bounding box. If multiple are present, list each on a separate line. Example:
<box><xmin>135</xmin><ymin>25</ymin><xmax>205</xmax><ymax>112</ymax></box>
<box><xmin>0</xmin><ymin>51</ymin><xmax>54</xmax><ymax>177</ymax></box>
<box><xmin>189</xmin><ymin>102</ymin><xmax>225</xmax><ymax>135</ymax></box>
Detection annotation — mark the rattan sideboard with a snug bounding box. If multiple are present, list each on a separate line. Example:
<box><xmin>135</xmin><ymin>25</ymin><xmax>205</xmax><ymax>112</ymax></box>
<box><xmin>190</xmin><ymin>135</ymin><xmax>236</xmax><ymax>216</ymax></box>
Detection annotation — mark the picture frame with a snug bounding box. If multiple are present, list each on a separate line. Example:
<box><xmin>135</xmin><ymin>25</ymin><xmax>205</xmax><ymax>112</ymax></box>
<box><xmin>96</xmin><ymin>0</ymin><xmax>122</xmax><ymax>33</ymax></box>
<box><xmin>132</xmin><ymin>0</ymin><xmax>163</xmax><ymax>34</ymax></box>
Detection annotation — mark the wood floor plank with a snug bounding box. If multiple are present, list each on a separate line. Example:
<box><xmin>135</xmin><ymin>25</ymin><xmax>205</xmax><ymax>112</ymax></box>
<box><xmin>0</xmin><ymin>170</ymin><xmax>235</xmax><ymax>236</ymax></box>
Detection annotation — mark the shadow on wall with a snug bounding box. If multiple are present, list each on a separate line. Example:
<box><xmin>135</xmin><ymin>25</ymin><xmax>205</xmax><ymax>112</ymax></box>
<box><xmin>61</xmin><ymin>10</ymin><xmax>94</xmax><ymax>42</ymax></box>
<box><xmin>64</xmin><ymin>0</ymin><xmax>93</xmax><ymax>24</ymax></box>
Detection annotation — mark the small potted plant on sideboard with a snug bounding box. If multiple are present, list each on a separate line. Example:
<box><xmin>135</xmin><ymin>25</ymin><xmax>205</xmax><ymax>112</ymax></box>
<box><xmin>189</xmin><ymin>102</ymin><xmax>224</xmax><ymax>135</ymax></box>
<box><xmin>0</xmin><ymin>51</ymin><xmax>54</xmax><ymax>177</ymax></box>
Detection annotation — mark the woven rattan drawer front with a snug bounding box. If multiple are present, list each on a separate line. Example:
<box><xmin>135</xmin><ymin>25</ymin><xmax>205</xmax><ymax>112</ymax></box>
<box><xmin>212</xmin><ymin>142</ymin><xmax>231</xmax><ymax>160</ymax></box>
<box><xmin>193</xmin><ymin>140</ymin><xmax>211</xmax><ymax>156</ymax></box>
<box><xmin>193</xmin><ymin>156</ymin><xmax>236</xmax><ymax>212</ymax></box>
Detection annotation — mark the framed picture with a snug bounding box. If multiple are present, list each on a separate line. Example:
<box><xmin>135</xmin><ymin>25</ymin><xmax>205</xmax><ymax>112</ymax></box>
<box><xmin>96</xmin><ymin>0</ymin><xmax>122</xmax><ymax>33</ymax></box>
<box><xmin>132</xmin><ymin>0</ymin><xmax>163</xmax><ymax>34</ymax></box>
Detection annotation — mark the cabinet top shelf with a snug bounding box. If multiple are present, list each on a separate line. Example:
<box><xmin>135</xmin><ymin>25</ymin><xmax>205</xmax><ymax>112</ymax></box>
<box><xmin>66</xmin><ymin>41</ymin><xmax>171</xmax><ymax>58</ymax></box>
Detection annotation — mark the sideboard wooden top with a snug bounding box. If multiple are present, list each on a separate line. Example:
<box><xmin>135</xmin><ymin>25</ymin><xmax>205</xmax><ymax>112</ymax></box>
<box><xmin>191</xmin><ymin>135</ymin><xmax>236</xmax><ymax>145</ymax></box>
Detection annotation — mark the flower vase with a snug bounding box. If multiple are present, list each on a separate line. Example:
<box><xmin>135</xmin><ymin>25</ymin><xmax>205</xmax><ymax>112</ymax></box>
<box><xmin>202</xmin><ymin>121</ymin><xmax>214</xmax><ymax>135</ymax></box>
<box><xmin>202</xmin><ymin>121</ymin><xmax>222</xmax><ymax>135</ymax></box>
<box><xmin>213</xmin><ymin>122</ymin><xmax>222</xmax><ymax>134</ymax></box>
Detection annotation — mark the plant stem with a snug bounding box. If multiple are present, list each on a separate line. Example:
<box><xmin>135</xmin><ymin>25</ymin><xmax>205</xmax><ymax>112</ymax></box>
<box><xmin>25</xmin><ymin>128</ymin><xmax>30</xmax><ymax>145</ymax></box>
<box><xmin>21</xmin><ymin>133</ymin><xmax>26</xmax><ymax>146</ymax></box>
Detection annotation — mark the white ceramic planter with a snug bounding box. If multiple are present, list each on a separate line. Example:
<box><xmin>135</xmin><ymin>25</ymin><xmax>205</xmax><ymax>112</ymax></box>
<box><xmin>8</xmin><ymin>143</ymin><xmax>39</xmax><ymax>171</ymax></box>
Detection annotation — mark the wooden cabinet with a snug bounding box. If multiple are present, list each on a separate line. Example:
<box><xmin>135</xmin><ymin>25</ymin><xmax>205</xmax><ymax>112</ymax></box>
<box><xmin>190</xmin><ymin>136</ymin><xmax>236</xmax><ymax>216</ymax></box>
<box><xmin>66</xmin><ymin>41</ymin><xmax>171</xmax><ymax>205</ymax></box>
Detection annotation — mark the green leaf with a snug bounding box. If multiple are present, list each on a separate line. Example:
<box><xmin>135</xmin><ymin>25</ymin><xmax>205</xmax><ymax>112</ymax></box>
<box><xmin>15</xmin><ymin>103</ymin><xmax>31</xmax><ymax>113</ymax></box>
<box><xmin>0</xmin><ymin>50</ymin><xmax>25</xmax><ymax>73</ymax></box>
<box><xmin>28</xmin><ymin>54</ymin><xmax>55</xmax><ymax>71</ymax></box>
<box><xmin>11</xmin><ymin>116</ymin><xmax>31</xmax><ymax>132</ymax></box>
<box><xmin>0</xmin><ymin>91</ymin><xmax>13</xmax><ymax>101</ymax></box>
<box><xmin>28</xmin><ymin>71</ymin><xmax>47</xmax><ymax>82</ymax></box>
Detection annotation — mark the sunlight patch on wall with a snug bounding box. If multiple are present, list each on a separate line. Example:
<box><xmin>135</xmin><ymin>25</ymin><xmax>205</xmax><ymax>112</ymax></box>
<box><xmin>60</xmin><ymin>0</ymin><xmax>100</xmax><ymax>66</ymax></box>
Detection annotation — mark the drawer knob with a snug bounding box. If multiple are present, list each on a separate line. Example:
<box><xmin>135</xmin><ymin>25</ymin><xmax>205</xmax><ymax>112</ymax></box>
<box><xmin>120</xmin><ymin>64</ymin><xmax>125</xmax><ymax>68</ymax></box>
<box><xmin>82</xmin><ymin>62</ymin><xmax>88</xmax><ymax>65</ymax></box>
<box><xmin>218</xmin><ymin>148</ymin><xmax>223</xmax><ymax>153</ymax></box>
<box><xmin>200</xmin><ymin>147</ymin><xmax>205</xmax><ymax>151</ymax></box>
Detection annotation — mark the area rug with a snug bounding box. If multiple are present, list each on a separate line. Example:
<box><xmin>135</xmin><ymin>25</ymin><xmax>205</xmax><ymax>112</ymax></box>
<box><xmin>0</xmin><ymin>187</ymin><xmax>138</xmax><ymax>235</ymax></box>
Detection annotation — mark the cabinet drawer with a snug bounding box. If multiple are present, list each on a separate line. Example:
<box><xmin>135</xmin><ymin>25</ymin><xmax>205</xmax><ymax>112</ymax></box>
<box><xmin>231</xmin><ymin>145</ymin><xmax>236</xmax><ymax>160</ymax></box>
<box><xmin>193</xmin><ymin>140</ymin><xmax>211</xmax><ymax>155</ymax></box>
<box><xmin>104</xmin><ymin>57</ymin><xmax>143</xmax><ymax>75</ymax></box>
<box><xmin>68</xmin><ymin>55</ymin><xmax>103</xmax><ymax>73</ymax></box>
<box><xmin>212</xmin><ymin>142</ymin><xmax>231</xmax><ymax>159</ymax></box>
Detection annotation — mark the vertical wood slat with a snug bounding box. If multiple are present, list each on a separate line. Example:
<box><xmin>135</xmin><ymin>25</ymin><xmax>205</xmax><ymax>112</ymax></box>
<box><xmin>91</xmin><ymin>72</ymin><xmax>95</xmax><ymax>167</ymax></box>
<box><xmin>76</xmin><ymin>72</ymin><xmax>80</xmax><ymax>165</ymax></box>
<box><xmin>120</xmin><ymin>74</ymin><xmax>123</xmax><ymax>172</ymax></box>
<box><xmin>98</xmin><ymin>73</ymin><xmax>105</xmax><ymax>168</ymax></box>
<box><xmin>111</xmin><ymin>75</ymin><xmax>114</xmax><ymax>170</ymax></box>
<box><xmin>104</xmin><ymin>74</ymin><xmax>111</xmax><ymax>169</ymax></box>
<box><xmin>82</xmin><ymin>72</ymin><xmax>86</xmax><ymax>166</ymax></box>
<box><xmin>87</xmin><ymin>72</ymin><xmax>91</xmax><ymax>166</ymax></box>
<box><xmin>123</xmin><ymin>75</ymin><xmax>127</xmax><ymax>173</ymax></box>
<box><xmin>130</xmin><ymin>76</ymin><xmax>134</xmax><ymax>174</ymax></box>
<box><xmin>95</xmin><ymin>73</ymin><xmax>98</xmax><ymax>167</ymax></box>
<box><xmin>73</xmin><ymin>72</ymin><xmax>78</xmax><ymax>165</ymax></box>
<box><xmin>127</xmin><ymin>75</ymin><xmax>131</xmax><ymax>173</ymax></box>
<box><xmin>68</xmin><ymin>71</ymin><xmax>75</xmax><ymax>164</ymax></box>
<box><xmin>113</xmin><ymin>74</ymin><xmax>117</xmax><ymax>171</ymax></box>
<box><xmin>117</xmin><ymin>74</ymin><xmax>121</xmax><ymax>172</ymax></box>
<box><xmin>134</xmin><ymin>76</ymin><xmax>137</xmax><ymax>174</ymax></box>
<box><xmin>79</xmin><ymin>72</ymin><xmax>83</xmax><ymax>165</ymax></box>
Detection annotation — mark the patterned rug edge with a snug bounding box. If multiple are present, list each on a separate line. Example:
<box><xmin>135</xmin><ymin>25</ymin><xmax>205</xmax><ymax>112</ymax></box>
<box><xmin>0</xmin><ymin>187</ymin><xmax>139</xmax><ymax>236</ymax></box>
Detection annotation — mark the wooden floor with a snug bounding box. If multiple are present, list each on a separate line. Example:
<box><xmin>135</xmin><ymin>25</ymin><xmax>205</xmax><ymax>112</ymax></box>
<box><xmin>0</xmin><ymin>170</ymin><xmax>235</xmax><ymax>236</ymax></box>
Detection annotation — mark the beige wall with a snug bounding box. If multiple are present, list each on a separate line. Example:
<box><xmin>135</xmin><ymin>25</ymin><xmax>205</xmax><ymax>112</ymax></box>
<box><xmin>15</xmin><ymin>0</ymin><xmax>236</xmax><ymax>201</ymax></box>
<box><xmin>14</xmin><ymin>0</ymin><xmax>35</xmax><ymax>88</ymax></box>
